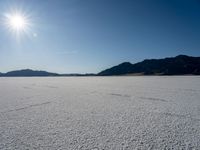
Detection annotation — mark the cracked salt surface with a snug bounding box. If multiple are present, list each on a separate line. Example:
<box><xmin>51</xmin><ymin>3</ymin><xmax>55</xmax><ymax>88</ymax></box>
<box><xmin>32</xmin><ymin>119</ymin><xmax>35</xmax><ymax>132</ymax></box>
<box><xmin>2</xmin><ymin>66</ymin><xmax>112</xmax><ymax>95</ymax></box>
<box><xmin>0</xmin><ymin>76</ymin><xmax>200</xmax><ymax>149</ymax></box>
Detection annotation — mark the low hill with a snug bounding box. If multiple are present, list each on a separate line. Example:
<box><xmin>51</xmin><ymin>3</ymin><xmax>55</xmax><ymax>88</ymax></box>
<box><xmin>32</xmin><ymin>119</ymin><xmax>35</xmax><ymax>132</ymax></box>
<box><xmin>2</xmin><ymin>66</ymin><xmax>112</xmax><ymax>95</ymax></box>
<box><xmin>98</xmin><ymin>55</ymin><xmax>200</xmax><ymax>76</ymax></box>
<box><xmin>0</xmin><ymin>69</ymin><xmax>95</xmax><ymax>77</ymax></box>
<box><xmin>0</xmin><ymin>69</ymin><xmax>59</xmax><ymax>77</ymax></box>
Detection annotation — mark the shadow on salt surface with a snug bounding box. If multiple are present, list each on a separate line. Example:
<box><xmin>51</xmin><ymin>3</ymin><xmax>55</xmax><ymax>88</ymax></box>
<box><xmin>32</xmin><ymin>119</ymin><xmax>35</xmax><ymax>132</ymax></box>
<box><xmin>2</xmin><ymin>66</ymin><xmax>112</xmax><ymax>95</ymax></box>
<box><xmin>109</xmin><ymin>93</ymin><xmax>131</xmax><ymax>98</ymax></box>
<box><xmin>20</xmin><ymin>94</ymin><xmax>42</xmax><ymax>99</ymax></box>
<box><xmin>0</xmin><ymin>101</ymin><xmax>51</xmax><ymax>114</ymax></box>
<box><xmin>139</xmin><ymin>96</ymin><xmax>168</xmax><ymax>102</ymax></box>
<box><xmin>90</xmin><ymin>91</ymin><xmax>168</xmax><ymax>103</ymax></box>
<box><xmin>90</xmin><ymin>147</ymin><xmax>99</xmax><ymax>150</ymax></box>
<box><xmin>45</xmin><ymin>85</ymin><xmax>58</xmax><ymax>89</ymax></box>
<box><xmin>23</xmin><ymin>86</ymin><xmax>33</xmax><ymax>90</ymax></box>
<box><xmin>23</xmin><ymin>85</ymin><xmax>58</xmax><ymax>89</ymax></box>
<box><xmin>90</xmin><ymin>91</ymin><xmax>131</xmax><ymax>98</ymax></box>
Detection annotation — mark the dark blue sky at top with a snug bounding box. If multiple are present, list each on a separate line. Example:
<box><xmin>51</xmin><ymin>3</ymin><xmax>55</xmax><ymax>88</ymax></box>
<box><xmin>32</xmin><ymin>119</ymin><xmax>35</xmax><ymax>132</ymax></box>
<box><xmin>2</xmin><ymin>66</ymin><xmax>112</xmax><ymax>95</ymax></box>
<box><xmin>0</xmin><ymin>0</ymin><xmax>200</xmax><ymax>73</ymax></box>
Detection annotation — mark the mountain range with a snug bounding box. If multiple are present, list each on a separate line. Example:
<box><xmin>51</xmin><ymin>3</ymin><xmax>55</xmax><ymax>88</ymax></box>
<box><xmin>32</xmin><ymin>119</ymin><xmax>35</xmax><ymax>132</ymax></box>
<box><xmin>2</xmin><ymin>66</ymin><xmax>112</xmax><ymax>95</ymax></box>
<box><xmin>0</xmin><ymin>55</ymin><xmax>199</xmax><ymax>77</ymax></box>
<box><xmin>98</xmin><ymin>55</ymin><xmax>200</xmax><ymax>75</ymax></box>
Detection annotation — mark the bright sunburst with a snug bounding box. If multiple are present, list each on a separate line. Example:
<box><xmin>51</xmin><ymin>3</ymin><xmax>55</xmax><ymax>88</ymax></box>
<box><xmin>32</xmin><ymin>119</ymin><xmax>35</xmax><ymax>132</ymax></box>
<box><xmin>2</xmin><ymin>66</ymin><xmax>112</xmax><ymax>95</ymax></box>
<box><xmin>8</xmin><ymin>14</ymin><xmax>27</xmax><ymax>30</ymax></box>
<box><xmin>4</xmin><ymin>11</ymin><xmax>31</xmax><ymax>38</ymax></box>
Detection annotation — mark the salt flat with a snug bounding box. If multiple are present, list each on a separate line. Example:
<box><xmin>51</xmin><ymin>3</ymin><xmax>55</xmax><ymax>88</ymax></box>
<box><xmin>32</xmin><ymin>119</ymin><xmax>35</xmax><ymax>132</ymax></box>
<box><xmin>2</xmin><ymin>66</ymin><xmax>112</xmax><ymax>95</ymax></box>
<box><xmin>0</xmin><ymin>76</ymin><xmax>200</xmax><ymax>150</ymax></box>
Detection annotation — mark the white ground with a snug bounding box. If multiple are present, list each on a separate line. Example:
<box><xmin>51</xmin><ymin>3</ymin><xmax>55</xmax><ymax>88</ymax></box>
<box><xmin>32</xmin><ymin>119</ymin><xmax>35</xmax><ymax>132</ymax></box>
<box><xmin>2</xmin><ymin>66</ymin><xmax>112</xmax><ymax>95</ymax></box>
<box><xmin>0</xmin><ymin>76</ymin><xmax>200</xmax><ymax>150</ymax></box>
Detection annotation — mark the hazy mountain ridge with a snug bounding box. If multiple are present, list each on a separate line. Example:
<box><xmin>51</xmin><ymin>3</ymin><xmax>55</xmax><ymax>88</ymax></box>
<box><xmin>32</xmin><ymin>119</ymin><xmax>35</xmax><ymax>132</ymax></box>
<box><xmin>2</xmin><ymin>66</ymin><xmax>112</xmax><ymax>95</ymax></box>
<box><xmin>0</xmin><ymin>55</ymin><xmax>200</xmax><ymax>76</ymax></box>
<box><xmin>98</xmin><ymin>55</ymin><xmax>200</xmax><ymax>75</ymax></box>
<box><xmin>0</xmin><ymin>69</ymin><xmax>59</xmax><ymax>77</ymax></box>
<box><xmin>0</xmin><ymin>69</ymin><xmax>95</xmax><ymax>77</ymax></box>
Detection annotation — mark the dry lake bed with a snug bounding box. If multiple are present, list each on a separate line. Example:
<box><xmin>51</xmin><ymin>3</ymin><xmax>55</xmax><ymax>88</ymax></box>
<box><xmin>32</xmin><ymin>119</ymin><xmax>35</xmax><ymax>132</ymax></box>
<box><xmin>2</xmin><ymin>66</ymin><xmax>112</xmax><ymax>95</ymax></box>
<box><xmin>0</xmin><ymin>76</ymin><xmax>200</xmax><ymax>150</ymax></box>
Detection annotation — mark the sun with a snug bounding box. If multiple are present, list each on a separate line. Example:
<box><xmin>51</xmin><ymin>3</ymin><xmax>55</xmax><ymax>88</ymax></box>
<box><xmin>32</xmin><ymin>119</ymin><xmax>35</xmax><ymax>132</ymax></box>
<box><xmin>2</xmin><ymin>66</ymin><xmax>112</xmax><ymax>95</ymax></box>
<box><xmin>4</xmin><ymin>11</ymin><xmax>31</xmax><ymax>37</ymax></box>
<box><xmin>9</xmin><ymin>14</ymin><xmax>27</xmax><ymax>31</ymax></box>
<box><xmin>6</xmin><ymin>13</ymin><xmax>29</xmax><ymax>32</ymax></box>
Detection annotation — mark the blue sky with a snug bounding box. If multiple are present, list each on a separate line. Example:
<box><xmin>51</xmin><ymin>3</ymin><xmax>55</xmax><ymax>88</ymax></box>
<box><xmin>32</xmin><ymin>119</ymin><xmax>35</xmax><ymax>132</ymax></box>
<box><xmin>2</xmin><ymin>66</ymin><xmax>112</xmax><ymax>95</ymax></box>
<box><xmin>0</xmin><ymin>0</ymin><xmax>200</xmax><ymax>73</ymax></box>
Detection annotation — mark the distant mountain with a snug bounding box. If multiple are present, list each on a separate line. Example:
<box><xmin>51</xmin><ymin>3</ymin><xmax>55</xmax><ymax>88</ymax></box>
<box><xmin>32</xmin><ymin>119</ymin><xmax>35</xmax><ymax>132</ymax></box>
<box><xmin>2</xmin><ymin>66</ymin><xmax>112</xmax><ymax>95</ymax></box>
<box><xmin>1</xmin><ymin>55</ymin><xmax>200</xmax><ymax>77</ymax></box>
<box><xmin>0</xmin><ymin>69</ymin><xmax>59</xmax><ymax>77</ymax></box>
<box><xmin>0</xmin><ymin>69</ymin><xmax>95</xmax><ymax>77</ymax></box>
<box><xmin>98</xmin><ymin>55</ymin><xmax>200</xmax><ymax>76</ymax></box>
<box><xmin>60</xmin><ymin>73</ymin><xmax>96</xmax><ymax>76</ymax></box>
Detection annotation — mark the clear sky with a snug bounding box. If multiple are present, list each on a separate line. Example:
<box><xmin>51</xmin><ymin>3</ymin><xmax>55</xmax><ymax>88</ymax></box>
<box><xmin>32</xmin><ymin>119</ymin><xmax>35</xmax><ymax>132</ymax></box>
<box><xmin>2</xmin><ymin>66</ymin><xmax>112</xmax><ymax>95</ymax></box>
<box><xmin>0</xmin><ymin>0</ymin><xmax>200</xmax><ymax>73</ymax></box>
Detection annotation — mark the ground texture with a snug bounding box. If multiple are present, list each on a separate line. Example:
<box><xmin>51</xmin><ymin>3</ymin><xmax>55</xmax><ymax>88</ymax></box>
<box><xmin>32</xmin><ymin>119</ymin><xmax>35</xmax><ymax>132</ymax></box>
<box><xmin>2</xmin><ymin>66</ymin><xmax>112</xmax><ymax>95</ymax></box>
<box><xmin>0</xmin><ymin>76</ymin><xmax>200</xmax><ymax>150</ymax></box>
